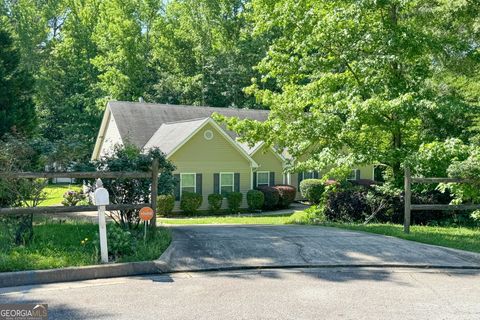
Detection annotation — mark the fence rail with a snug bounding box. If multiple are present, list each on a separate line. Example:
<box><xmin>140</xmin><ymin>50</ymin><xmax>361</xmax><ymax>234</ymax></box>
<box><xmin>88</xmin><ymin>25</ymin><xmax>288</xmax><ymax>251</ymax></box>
<box><xmin>0</xmin><ymin>159</ymin><xmax>160</xmax><ymax>229</ymax></box>
<box><xmin>404</xmin><ymin>168</ymin><xmax>476</xmax><ymax>234</ymax></box>
<box><xmin>0</xmin><ymin>171</ymin><xmax>151</xmax><ymax>179</ymax></box>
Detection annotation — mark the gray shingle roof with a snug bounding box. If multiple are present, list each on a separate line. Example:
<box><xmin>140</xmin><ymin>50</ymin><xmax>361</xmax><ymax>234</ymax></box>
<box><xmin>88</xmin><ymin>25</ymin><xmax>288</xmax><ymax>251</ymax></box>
<box><xmin>143</xmin><ymin>118</ymin><xmax>210</xmax><ymax>155</ymax></box>
<box><xmin>108</xmin><ymin>101</ymin><xmax>269</xmax><ymax>149</ymax></box>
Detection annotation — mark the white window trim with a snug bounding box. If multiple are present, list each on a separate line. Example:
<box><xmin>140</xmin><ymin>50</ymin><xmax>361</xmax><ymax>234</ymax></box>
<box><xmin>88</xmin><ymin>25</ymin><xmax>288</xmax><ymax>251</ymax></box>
<box><xmin>180</xmin><ymin>173</ymin><xmax>196</xmax><ymax>196</ymax></box>
<box><xmin>256</xmin><ymin>171</ymin><xmax>270</xmax><ymax>187</ymax></box>
<box><xmin>347</xmin><ymin>169</ymin><xmax>359</xmax><ymax>181</ymax></box>
<box><xmin>220</xmin><ymin>172</ymin><xmax>235</xmax><ymax>195</ymax></box>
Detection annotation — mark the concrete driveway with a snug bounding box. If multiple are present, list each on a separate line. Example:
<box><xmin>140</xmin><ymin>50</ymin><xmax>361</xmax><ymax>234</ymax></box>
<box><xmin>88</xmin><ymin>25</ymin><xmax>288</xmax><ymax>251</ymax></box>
<box><xmin>157</xmin><ymin>225</ymin><xmax>480</xmax><ymax>271</ymax></box>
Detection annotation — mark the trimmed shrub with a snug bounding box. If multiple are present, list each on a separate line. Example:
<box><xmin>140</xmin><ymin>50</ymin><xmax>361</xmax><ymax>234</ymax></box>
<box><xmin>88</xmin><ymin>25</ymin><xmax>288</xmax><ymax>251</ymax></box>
<box><xmin>157</xmin><ymin>194</ymin><xmax>175</xmax><ymax>216</ymax></box>
<box><xmin>226</xmin><ymin>192</ymin><xmax>243</xmax><ymax>213</ymax></box>
<box><xmin>324</xmin><ymin>188</ymin><xmax>369</xmax><ymax>222</ymax></box>
<box><xmin>257</xmin><ymin>186</ymin><xmax>280</xmax><ymax>209</ymax></box>
<box><xmin>180</xmin><ymin>192</ymin><xmax>202</xmax><ymax>214</ymax></box>
<box><xmin>273</xmin><ymin>185</ymin><xmax>296</xmax><ymax>208</ymax></box>
<box><xmin>208</xmin><ymin>193</ymin><xmax>223</xmax><ymax>213</ymax></box>
<box><xmin>299</xmin><ymin>179</ymin><xmax>325</xmax><ymax>204</ymax></box>
<box><xmin>247</xmin><ymin>190</ymin><xmax>264</xmax><ymax>211</ymax></box>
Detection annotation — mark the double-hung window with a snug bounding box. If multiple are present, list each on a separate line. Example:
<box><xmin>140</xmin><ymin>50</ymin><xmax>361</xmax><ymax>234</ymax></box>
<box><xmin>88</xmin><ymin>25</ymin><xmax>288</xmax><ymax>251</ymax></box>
<box><xmin>256</xmin><ymin>171</ymin><xmax>270</xmax><ymax>187</ymax></box>
<box><xmin>347</xmin><ymin>169</ymin><xmax>360</xmax><ymax>181</ymax></box>
<box><xmin>180</xmin><ymin>173</ymin><xmax>196</xmax><ymax>195</ymax></box>
<box><xmin>220</xmin><ymin>173</ymin><xmax>234</xmax><ymax>196</ymax></box>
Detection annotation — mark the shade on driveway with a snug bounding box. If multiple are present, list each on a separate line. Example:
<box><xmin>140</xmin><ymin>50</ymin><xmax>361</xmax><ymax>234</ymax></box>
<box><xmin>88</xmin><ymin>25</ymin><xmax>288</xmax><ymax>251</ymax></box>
<box><xmin>157</xmin><ymin>225</ymin><xmax>480</xmax><ymax>271</ymax></box>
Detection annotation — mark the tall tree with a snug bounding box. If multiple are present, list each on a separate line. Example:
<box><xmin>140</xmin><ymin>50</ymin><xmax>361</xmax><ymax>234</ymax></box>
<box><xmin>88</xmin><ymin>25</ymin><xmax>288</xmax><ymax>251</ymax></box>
<box><xmin>220</xmin><ymin>0</ymin><xmax>480</xmax><ymax>183</ymax></box>
<box><xmin>0</xmin><ymin>22</ymin><xmax>36</xmax><ymax>137</ymax></box>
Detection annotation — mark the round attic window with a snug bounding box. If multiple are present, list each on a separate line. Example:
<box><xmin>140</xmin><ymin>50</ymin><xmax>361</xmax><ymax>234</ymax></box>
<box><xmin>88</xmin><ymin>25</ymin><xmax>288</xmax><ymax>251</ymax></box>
<box><xmin>204</xmin><ymin>130</ymin><xmax>214</xmax><ymax>140</ymax></box>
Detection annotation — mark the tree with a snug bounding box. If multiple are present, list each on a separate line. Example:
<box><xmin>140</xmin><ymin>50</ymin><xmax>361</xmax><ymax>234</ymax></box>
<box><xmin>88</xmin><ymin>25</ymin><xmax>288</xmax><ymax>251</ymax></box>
<box><xmin>0</xmin><ymin>22</ymin><xmax>36</xmax><ymax>137</ymax></box>
<box><xmin>218</xmin><ymin>0</ymin><xmax>480</xmax><ymax>184</ymax></box>
<box><xmin>77</xmin><ymin>144</ymin><xmax>176</xmax><ymax>230</ymax></box>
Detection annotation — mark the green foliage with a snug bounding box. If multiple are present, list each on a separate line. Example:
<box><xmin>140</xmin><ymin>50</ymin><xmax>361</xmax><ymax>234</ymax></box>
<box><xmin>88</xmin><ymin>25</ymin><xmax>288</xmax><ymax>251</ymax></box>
<box><xmin>0</xmin><ymin>220</ymin><xmax>172</xmax><ymax>271</ymax></box>
<box><xmin>157</xmin><ymin>194</ymin><xmax>175</xmax><ymax>216</ymax></box>
<box><xmin>180</xmin><ymin>192</ymin><xmax>203</xmax><ymax>214</ymax></box>
<box><xmin>257</xmin><ymin>186</ymin><xmax>280</xmax><ymax>209</ymax></box>
<box><xmin>61</xmin><ymin>190</ymin><xmax>86</xmax><ymax>206</ymax></box>
<box><xmin>226</xmin><ymin>191</ymin><xmax>243</xmax><ymax>213</ymax></box>
<box><xmin>0</xmin><ymin>23</ymin><xmax>36</xmax><ymax>137</ymax></box>
<box><xmin>219</xmin><ymin>0</ymin><xmax>480</xmax><ymax>186</ymax></box>
<box><xmin>246</xmin><ymin>189</ymin><xmax>264</xmax><ymax>211</ymax></box>
<box><xmin>77</xmin><ymin>144</ymin><xmax>176</xmax><ymax>229</ymax></box>
<box><xmin>208</xmin><ymin>193</ymin><xmax>223</xmax><ymax>213</ymax></box>
<box><xmin>299</xmin><ymin>179</ymin><xmax>325</xmax><ymax>204</ymax></box>
<box><xmin>444</xmin><ymin>147</ymin><xmax>480</xmax><ymax>205</ymax></box>
<box><xmin>273</xmin><ymin>185</ymin><xmax>296</xmax><ymax>208</ymax></box>
<box><xmin>100</xmin><ymin>224</ymin><xmax>135</xmax><ymax>259</ymax></box>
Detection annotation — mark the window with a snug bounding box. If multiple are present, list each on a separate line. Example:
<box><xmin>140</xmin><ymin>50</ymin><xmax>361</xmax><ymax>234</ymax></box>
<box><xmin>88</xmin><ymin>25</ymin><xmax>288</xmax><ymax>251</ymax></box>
<box><xmin>256</xmin><ymin>171</ymin><xmax>270</xmax><ymax>187</ymax></box>
<box><xmin>220</xmin><ymin>173</ymin><xmax>234</xmax><ymax>195</ymax></box>
<box><xmin>180</xmin><ymin>173</ymin><xmax>196</xmax><ymax>195</ymax></box>
<box><xmin>303</xmin><ymin>171</ymin><xmax>315</xmax><ymax>179</ymax></box>
<box><xmin>347</xmin><ymin>169</ymin><xmax>359</xmax><ymax>180</ymax></box>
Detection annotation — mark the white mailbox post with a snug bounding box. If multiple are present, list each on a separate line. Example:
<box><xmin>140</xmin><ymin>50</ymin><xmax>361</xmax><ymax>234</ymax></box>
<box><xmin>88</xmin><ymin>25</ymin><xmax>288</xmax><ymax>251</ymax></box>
<box><xmin>94</xmin><ymin>179</ymin><xmax>109</xmax><ymax>263</ymax></box>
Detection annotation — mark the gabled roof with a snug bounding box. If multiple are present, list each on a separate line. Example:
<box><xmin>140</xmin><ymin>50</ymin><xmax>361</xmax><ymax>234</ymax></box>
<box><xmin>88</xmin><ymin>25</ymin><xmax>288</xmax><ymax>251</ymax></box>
<box><xmin>107</xmin><ymin>101</ymin><xmax>269</xmax><ymax>149</ymax></box>
<box><xmin>143</xmin><ymin>118</ymin><xmax>209</xmax><ymax>155</ymax></box>
<box><xmin>143</xmin><ymin>117</ymin><xmax>258</xmax><ymax>167</ymax></box>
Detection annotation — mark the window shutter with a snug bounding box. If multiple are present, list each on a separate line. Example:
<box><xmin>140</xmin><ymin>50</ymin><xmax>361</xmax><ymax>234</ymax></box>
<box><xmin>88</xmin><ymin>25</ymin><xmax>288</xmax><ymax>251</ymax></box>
<box><xmin>253</xmin><ymin>172</ymin><xmax>257</xmax><ymax>188</ymax></box>
<box><xmin>234</xmin><ymin>173</ymin><xmax>240</xmax><ymax>192</ymax></box>
<box><xmin>269</xmin><ymin>172</ymin><xmax>275</xmax><ymax>186</ymax></box>
<box><xmin>355</xmin><ymin>169</ymin><xmax>361</xmax><ymax>180</ymax></box>
<box><xmin>213</xmin><ymin>173</ymin><xmax>220</xmax><ymax>194</ymax></box>
<box><xmin>196</xmin><ymin>173</ymin><xmax>202</xmax><ymax>195</ymax></box>
<box><xmin>174</xmin><ymin>174</ymin><xmax>180</xmax><ymax>201</ymax></box>
<box><xmin>298</xmin><ymin>172</ymin><xmax>303</xmax><ymax>188</ymax></box>
<box><xmin>313</xmin><ymin>171</ymin><xmax>320</xmax><ymax>179</ymax></box>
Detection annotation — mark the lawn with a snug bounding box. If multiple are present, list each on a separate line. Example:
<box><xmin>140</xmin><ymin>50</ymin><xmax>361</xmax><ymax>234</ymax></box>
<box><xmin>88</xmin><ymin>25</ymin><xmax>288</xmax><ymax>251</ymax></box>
<box><xmin>39</xmin><ymin>184</ymin><xmax>82</xmax><ymax>207</ymax></box>
<box><xmin>159</xmin><ymin>211</ymin><xmax>311</xmax><ymax>225</ymax></box>
<box><xmin>325</xmin><ymin>223</ymin><xmax>480</xmax><ymax>254</ymax></box>
<box><xmin>0</xmin><ymin>219</ymin><xmax>171</xmax><ymax>272</ymax></box>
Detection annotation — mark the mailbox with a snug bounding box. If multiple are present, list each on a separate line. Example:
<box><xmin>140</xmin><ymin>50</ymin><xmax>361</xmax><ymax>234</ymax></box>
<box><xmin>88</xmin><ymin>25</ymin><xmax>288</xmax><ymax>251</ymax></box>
<box><xmin>94</xmin><ymin>179</ymin><xmax>110</xmax><ymax>206</ymax></box>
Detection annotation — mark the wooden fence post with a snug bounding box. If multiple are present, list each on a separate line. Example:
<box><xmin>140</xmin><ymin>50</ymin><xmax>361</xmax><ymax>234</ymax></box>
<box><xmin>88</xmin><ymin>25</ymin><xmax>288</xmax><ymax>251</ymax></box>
<box><xmin>404</xmin><ymin>167</ymin><xmax>411</xmax><ymax>234</ymax></box>
<box><xmin>150</xmin><ymin>159</ymin><xmax>159</xmax><ymax>230</ymax></box>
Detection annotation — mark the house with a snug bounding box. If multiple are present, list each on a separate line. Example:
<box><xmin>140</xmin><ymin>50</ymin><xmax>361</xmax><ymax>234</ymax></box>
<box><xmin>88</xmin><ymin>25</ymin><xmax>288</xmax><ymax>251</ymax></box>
<box><xmin>92</xmin><ymin>101</ymin><xmax>375</xmax><ymax>210</ymax></box>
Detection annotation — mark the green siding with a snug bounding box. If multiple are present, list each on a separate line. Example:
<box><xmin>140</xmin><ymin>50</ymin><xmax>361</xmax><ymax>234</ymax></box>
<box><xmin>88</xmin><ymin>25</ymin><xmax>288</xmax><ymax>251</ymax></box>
<box><xmin>169</xmin><ymin>123</ymin><xmax>252</xmax><ymax>210</ymax></box>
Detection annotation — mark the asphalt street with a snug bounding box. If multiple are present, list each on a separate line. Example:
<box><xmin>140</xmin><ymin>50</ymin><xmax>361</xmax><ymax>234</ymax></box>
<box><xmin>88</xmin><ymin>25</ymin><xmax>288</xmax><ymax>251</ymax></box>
<box><xmin>1</xmin><ymin>267</ymin><xmax>479</xmax><ymax>320</ymax></box>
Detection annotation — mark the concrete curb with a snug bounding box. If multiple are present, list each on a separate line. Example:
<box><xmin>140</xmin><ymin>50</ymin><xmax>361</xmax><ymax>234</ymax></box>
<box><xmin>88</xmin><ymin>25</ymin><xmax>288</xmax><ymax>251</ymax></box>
<box><xmin>155</xmin><ymin>263</ymin><xmax>480</xmax><ymax>274</ymax></box>
<box><xmin>0</xmin><ymin>261</ymin><xmax>162</xmax><ymax>288</ymax></box>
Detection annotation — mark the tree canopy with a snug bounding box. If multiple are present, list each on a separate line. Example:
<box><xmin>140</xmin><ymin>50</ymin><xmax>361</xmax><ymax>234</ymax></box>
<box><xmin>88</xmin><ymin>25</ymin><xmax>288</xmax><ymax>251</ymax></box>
<box><xmin>1</xmin><ymin>0</ymin><xmax>479</xmax><ymax>184</ymax></box>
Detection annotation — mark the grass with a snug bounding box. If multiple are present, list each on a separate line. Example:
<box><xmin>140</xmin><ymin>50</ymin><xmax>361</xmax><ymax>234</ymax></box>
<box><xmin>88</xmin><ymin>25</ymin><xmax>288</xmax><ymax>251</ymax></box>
<box><xmin>0</xmin><ymin>219</ymin><xmax>171</xmax><ymax>272</ymax></box>
<box><xmin>39</xmin><ymin>184</ymin><xmax>82</xmax><ymax>207</ymax></box>
<box><xmin>324</xmin><ymin>223</ymin><xmax>480</xmax><ymax>253</ymax></box>
<box><xmin>159</xmin><ymin>211</ymin><xmax>311</xmax><ymax>225</ymax></box>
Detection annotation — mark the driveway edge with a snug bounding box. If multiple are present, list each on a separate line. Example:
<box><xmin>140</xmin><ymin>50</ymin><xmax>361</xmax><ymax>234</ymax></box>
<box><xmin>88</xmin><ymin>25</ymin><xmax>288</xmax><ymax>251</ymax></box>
<box><xmin>0</xmin><ymin>261</ymin><xmax>162</xmax><ymax>288</ymax></box>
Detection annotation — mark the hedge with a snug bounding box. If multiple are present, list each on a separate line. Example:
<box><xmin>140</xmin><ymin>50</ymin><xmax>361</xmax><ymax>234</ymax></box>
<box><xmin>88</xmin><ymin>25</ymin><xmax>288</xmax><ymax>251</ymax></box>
<box><xmin>273</xmin><ymin>185</ymin><xmax>296</xmax><ymax>208</ymax></box>
<box><xmin>180</xmin><ymin>192</ymin><xmax>203</xmax><ymax>214</ymax></box>
<box><xmin>226</xmin><ymin>192</ymin><xmax>243</xmax><ymax>213</ymax></box>
<box><xmin>247</xmin><ymin>189</ymin><xmax>264</xmax><ymax>211</ymax></box>
<box><xmin>157</xmin><ymin>194</ymin><xmax>175</xmax><ymax>216</ymax></box>
<box><xmin>208</xmin><ymin>193</ymin><xmax>223</xmax><ymax>213</ymax></box>
<box><xmin>299</xmin><ymin>179</ymin><xmax>325</xmax><ymax>204</ymax></box>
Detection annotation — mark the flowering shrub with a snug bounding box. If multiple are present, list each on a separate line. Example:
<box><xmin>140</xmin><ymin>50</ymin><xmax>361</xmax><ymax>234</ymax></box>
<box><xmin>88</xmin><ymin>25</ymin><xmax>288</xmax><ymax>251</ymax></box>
<box><xmin>62</xmin><ymin>190</ymin><xmax>86</xmax><ymax>206</ymax></box>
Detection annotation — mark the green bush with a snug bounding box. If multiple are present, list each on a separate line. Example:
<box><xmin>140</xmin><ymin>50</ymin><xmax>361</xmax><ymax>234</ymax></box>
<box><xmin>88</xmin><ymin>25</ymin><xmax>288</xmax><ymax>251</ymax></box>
<box><xmin>299</xmin><ymin>179</ymin><xmax>325</xmax><ymax>204</ymax></box>
<box><xmin>180</xmin><ymin>192</ymin><xmax>203</xmax><ymax>214</ymax></box>
<box><xmin>226</xmin><ymin>192</ymin><xmax>243</xmax><ymax>213</ymax></box>
<box><xmin>157</xmin><ymin>194</ymin><xmax>175</xmax><ymax>216</ymax></box>
<box><xmin>102</xmin><ymin>224</ymin><xmax>135</xmax><ymax>259</ymax></box>
<box><xmin>273</xmin><ymin>185</ymin><xmax>296</xmax><ymax>208</ymax></box>
<box><xmin>208</xmin><ymin>193</ymin><xmax>223</xmax><ymax>213</ymax></box>
<box><xmin>247</xmin><ymin>190</ymin><xmax>264</xmax><ymax>211</ymax></box>
<box><xmin>62</xmin><ymin>190</ymin><xmax>86</xmax><ymax>206</ymax></box>
<box><xmin>257</xmin><ymin>186</ymin><xmax>280</xmax><ymax>209</ymax></box>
